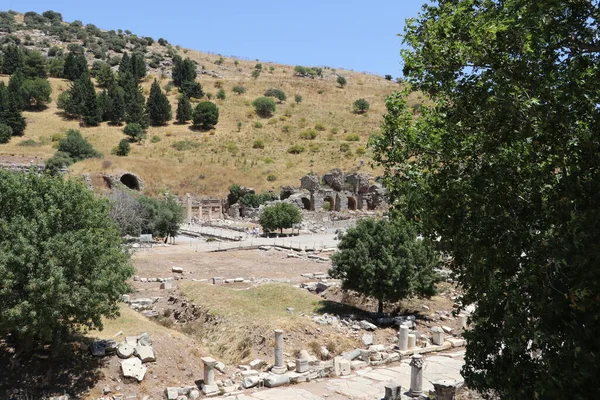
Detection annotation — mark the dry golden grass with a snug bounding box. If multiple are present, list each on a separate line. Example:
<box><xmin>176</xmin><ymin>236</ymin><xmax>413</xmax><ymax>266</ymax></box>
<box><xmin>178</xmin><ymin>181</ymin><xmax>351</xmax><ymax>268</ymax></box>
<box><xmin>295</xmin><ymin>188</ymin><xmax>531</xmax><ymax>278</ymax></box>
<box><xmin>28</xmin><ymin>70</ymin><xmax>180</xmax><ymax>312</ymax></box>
<box><xmin>0</xmin><ymin>46</ymin><xmax>425</xmax><ymax>196</ymax></box>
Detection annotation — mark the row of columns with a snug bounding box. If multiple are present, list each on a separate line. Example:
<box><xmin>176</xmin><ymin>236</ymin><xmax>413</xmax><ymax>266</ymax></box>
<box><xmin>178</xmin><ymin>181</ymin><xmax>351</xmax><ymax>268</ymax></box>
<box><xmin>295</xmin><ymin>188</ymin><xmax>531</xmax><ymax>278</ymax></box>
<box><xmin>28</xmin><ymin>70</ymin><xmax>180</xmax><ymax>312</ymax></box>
<box><xmin>185</xmin><ymin>193</ymin><xmax>223</xmax><ymax>223</ymax></box>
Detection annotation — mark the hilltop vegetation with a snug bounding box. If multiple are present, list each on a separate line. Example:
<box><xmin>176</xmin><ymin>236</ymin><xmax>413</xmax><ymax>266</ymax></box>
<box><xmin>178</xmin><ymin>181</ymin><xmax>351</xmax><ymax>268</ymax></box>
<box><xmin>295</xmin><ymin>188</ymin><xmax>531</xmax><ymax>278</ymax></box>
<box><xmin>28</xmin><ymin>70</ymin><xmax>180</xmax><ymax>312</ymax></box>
<box><xmin>0</xmin><ymin>10</ymin><xmax>422</xmax><ymax>196</ymax></box>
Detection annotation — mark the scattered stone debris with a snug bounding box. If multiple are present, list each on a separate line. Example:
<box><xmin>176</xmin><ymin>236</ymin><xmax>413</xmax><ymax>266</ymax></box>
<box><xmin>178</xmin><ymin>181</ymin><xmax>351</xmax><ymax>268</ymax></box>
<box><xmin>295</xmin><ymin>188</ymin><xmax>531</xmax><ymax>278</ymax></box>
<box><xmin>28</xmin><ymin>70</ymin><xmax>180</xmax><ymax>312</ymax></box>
<box><xmin>91</xmin><ymin>333</ymin><xmax>156</xmax><ymax>383</ymax></box>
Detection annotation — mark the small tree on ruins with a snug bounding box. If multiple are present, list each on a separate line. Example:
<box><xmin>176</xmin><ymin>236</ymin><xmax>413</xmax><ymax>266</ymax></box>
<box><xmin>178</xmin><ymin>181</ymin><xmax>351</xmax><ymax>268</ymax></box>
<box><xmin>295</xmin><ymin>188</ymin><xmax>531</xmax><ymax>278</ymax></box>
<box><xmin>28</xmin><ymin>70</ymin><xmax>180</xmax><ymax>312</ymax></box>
<box><xmin>259</xmin><ymin>202</ymin><xmax>302</xmax><ymax>235</ymax></box>
<box><xmin>329</xmin><ymin>217</ymin><xmax>439</xmax><ymax>315</ymax></box>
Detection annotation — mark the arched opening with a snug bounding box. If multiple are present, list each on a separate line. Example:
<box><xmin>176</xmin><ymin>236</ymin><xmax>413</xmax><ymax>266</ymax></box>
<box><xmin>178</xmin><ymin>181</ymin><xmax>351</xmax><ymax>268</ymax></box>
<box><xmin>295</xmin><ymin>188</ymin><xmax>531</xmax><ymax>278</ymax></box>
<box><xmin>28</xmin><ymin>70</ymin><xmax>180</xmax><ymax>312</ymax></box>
<box><xmin>120</xmin><ymin>173</ymin><xmax>140</xmax><ymax>191</ymax></box>
<box><xmin>347</xmin><ymin>197</ymin><xmax>357</xmax><ymax>211</ymax></box>
<box><xmin>301</xmin><ymin>197</ymin><xmax>311</xmax><ymax>210</ymax></box>
<box><xmin>323</xmin><ymin>196</ymin><xmax>334</xmax><ymax>212</ymax></box>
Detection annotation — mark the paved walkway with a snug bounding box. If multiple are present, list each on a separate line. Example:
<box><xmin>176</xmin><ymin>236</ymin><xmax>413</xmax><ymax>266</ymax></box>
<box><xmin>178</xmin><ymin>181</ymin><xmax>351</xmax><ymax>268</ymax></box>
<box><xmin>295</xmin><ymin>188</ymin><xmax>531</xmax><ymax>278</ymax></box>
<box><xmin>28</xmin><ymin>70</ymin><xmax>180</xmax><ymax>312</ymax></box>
<box><xmin>227</xmin><ymin>351</ymin><xmax>465</xmax><ymax>400</ymax></box>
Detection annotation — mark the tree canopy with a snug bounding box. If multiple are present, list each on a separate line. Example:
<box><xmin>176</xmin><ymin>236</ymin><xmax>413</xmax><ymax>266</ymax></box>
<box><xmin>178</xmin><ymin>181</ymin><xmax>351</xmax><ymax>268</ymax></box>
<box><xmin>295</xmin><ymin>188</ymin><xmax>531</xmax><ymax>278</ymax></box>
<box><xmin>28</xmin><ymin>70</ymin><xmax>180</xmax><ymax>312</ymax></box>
<box><xmin>370</xmin><ymin>1</ymin><xmax>600</xmax><ymax>397</ymax></box>
<box><xmin>259</xmin><ymin>202</ymin><xmax>302</xmax><ymax>234</ymax></box>
<box><xmin>0</xmin><ymin>170</ymin><xmax>134</xmax><ymax>350</ymax></box>
<box><xmin>329</xmin><ymin>217</ymin><xmax>438</xmax><ymax>314</ymax></box>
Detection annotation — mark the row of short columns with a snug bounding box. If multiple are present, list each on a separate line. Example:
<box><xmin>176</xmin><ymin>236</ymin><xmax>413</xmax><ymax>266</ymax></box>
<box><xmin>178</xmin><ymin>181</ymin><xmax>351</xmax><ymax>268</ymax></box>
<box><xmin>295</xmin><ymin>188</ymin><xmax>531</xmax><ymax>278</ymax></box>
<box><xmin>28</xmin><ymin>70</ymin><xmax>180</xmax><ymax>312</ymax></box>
<box><xmin>398</xmin><ymin>313</ymin><xmax>469</xmax><ymax>351</ymax></box>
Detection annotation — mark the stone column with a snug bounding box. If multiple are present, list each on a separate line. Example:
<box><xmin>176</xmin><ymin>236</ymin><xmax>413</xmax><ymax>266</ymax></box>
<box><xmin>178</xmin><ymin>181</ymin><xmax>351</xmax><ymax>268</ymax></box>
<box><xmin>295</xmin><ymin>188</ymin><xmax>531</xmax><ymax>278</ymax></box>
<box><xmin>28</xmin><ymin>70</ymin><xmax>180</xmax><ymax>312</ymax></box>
<box><xmin>398</xmin><ymin>325</ymin><xmax>409</xmax><ymax>351</ymax></box>
<box><xmin>198</xmin><ymin>205</ymin><xmax>203</xmax><ymax>219</ymax></box>
<box><xmin>384</xmin><ymin>382</ymin><xmax>402</xmax><ymax>400</ymax></box>
<box><xmin>217</xmin><ymin>205</ymin><xmax>223</xmax><ymax>218</ymax></box>
<box><xmin>408</xmin><ymin>334</ymin><xmax>416</xmax><ymax>349</ymax></box>
<box><xmin>431</xmin><ymin>326</ymin><xmax>444</xmax><ymax>345</ymax></box>
<box><xmin>186</xmin><ymin>193</ymin><xmax>192</xmax><ymax>223</ymax></box>
<box><xmin>409</xmin><ymin>354</ymin><xmax>424</xmax><ymax>397</ymax></box>
<box><xmin>433</xmin><ymin>380</ymin><xmax>460</xmax><ymax>400</ymax></box>
<box><xmin>208</xmin><ymin>206</ymin><xmax>213</xmax><ymax>220</ymax></box>
<box><xmin>201</xmin><ymin>357</ymin><xmax>218</xmax><ymax>395</ymax></box>
<box><xmin>272</xmin><ymin>329</ymin><xmax>286</xmax><ymax>374</ymax></box>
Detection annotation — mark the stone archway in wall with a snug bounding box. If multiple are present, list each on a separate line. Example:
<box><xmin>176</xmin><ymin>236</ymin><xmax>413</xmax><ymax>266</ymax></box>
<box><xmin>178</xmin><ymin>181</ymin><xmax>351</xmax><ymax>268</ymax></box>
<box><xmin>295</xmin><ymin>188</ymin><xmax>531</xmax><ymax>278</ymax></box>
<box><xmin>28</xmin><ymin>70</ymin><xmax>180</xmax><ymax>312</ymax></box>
<box><xmin>347</xmin><ymin>196</ymin><xmax>357</xmax><ymax>211</ymax></box>
<box><xmin>323</xmin><ymin>196</ymin><xmax>335</xmax><ymax>211</ymax></box>
<box><xmin>120</xmin><ymin>173</ymin><xmax>141</xmax><ymax>191</ymax></box>
<box><xmin>301</xmin><ymin>197</ymin><xmax>311</xmax><ymax>210</ymax></box>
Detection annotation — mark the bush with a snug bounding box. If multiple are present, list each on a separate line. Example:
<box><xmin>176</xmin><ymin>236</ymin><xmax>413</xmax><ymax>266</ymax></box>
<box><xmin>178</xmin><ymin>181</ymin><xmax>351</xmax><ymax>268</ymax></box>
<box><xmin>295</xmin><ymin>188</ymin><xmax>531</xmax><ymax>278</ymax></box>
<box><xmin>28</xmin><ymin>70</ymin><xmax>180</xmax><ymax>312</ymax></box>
<box><xmin>288</xmin><ymin>144</ymin><xmax>305</xmax><ymax>154</ymax></box>
<box><xmin>345</xmin><ymin>133</ymin><xmax>360</xmax><ymax>141</ymax></box>
<box><xmin>252</xmin><ymin>97</ymin><xmax>276</xmax><ymax>117</ymax></box>
<box><xmin>192</xmin><ymin>101</ymin><xmax>219</xmax><ymax>129</ymax></box>
<box><xmin>355</xmin><ymin>146</ymin><xmax>367</xmax><ymax>155</ymax></box>
<box><xmin>151</xmin><ymin>135</ymin><xmax>161</xmax><ymax>143</ymax></box>
<box><xmin>0</xmin><ymin>123</ymin><xmax>12</xmax><ymax>144</ymax></box>
<box><xmin>353</xmin><ymin>98</ymin><xmax>370</xmax><ymax>113</ymax></box>
<box><xmin>44</xmin><ymin>151</ymin><xmax>74</xmax><ymax>175</ymax></box>
<box><xmin>172</xmin><ymin>140</ymin><xmax>200</xmax><ymax>151</ymax></box>
<box><xmin>267</xmin><ymin>174</ymin><xmax>277</xmax><ymax>182</ymax></box>
<box><xmin>314</xmin><ymin>122</ymin><xmax>326</xmax><ymax>131</ymax></box>
<box><xmin>264</xmin><ymin>88</ymin><xmax>286</xmax><ymax>103</ymax></box>
<box><xmin>123</xmin><ymin>123</ymin><xmax>146</xmax><ymax>143</ymax></box>
<box><xmin>57</xmin><ymin>129</ymin><xmax>101</xmax><ymax>161</ymax></box>
<box><xmin>300</xmin><ymin>129</ymin><xmax>318</xmax><ymax>140</ymax></box>
<box><xmin>251</xmin><ymin>69</ymin><xmax>260</xmax><ymax>79</ymax></box>
<box><xmin>337</xmin><ymin>75</ymin><xmax>347</xmax><ymax>87</ymax></box>
<box><xmin>295</xmin><ymin>94</ymin><xmax>302</xmax><ymax>104</ymax></box>
<box><xmin>385</xmin><ymin>74</ymin><xmax>393</xmax><ymax>80</ymax></box>
<box><xmin>115</xmin><ymin>139</ymin><xmax>130</xmax><ymax>156</ymax></box>
<box><xmin>216</xmin><ymin>88</ymin><xmax>226</xmax><ymax>100</ymax></box>
<box><xmin>232</xmin><ymin>85</ymin><xmax>246</xmax><ymax>95</ymax></box>
<box><xmin>253</xmin><ymin>122</ymin><xmax>263</xmax><ymax>129</ymax></box>
<box><xmin>264</xmin><ymin>157</ymin><xmax>274</xmax><ymax>164</ymax></box>
<box><xmin>253</xmin><ymin>139</ymin><xmax>265</xmax><ymax>149</ymax></box>
<box><xmin>339</xmin><ymin>143</ymin><xmax>350</xmax><ymax>153</ymax></box>
<box><xmin>18</xmin><ymin>139</ymin><xmax>40</xmax><ymax>147</ymax></box>
<box><xmin>254</xmin><ymin>63</ymin><xmax>262</xmax><ymax>71</ymax></box>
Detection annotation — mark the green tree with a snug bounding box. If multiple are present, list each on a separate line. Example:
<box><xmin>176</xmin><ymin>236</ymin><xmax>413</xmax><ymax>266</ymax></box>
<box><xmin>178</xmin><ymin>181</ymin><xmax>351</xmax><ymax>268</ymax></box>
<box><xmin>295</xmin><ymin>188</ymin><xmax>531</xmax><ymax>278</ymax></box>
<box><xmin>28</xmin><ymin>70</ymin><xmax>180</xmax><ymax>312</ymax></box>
<box><xmin>264</xmin><ymin>88</ymin><xmax>286</xmax><ymax>103</ymax></box>
<box><xmin>47</xmin><ymin>56</ymin><xmax>65</xmax><ymax>78</ymax></box>
<box><xmin>63</xmin><ymin>52</ymin><xmax>88</xmax><ymax>81</ymax></box>
<box><xmin>57</xmin><ymin>129</ymin><xmax>101</xmax><ymax>161</ymax></box>
<box><xmin>7</xmin><ymin>69</ymin><xmax>26</xmax><ymax>109</ymax></box>
<box><xmin>20</xmin><ymin>77</ymin><xmax>52</xmax><ymax>109</ymax></box>
<box><xmin>369</xmin><ymin>1</ymin><xmax>600</xmax><ymax>397</ymax></box>
<box><xmin>192</xmin><ymin>101</ymin><xmax>219</xmax><ymax>129</ymax></box>
<box><xmin>294</xmin><ymin>94</ymin><xmax>302</xmax><ymax>104</ymax></box>
<box><xmin>106</xmin><ymin>84</ymin><xmax>125</xmax><ymax>125</ymax></box>
<box><xmin>176</xmin><ymin>94</ymin><xmax>192</xmax><ymax>124</ymax></box>
<box><xmin>251</xmin><ymin>69</ymin><xmax>261</xmax><ymax>79</ymax></box>
<box><xmin>123</xmin><ymin>123</ymin><xmax>146</xmax><ymax>143</ymax></box>
<box><xmin>146</xmin><ymin>79</ymin><xmax>172</xmax><ymax>126</ymax></box>
<box><xmin>118</xmin><ymin>52</ymin><xmax>131</xmax><ymax>77</ymax></box>
<box><xmin>0</xmin><ymin>170</ymin><xmax>133</xmax><ymax>350</ymax></box>
<box><xmin>44</xmin><ymin>151</ymin><xmax>73</xmax><ymax>176</ymax></box>
<box><xmin>0</xmin><ymin>123</ymin><xmax>12</xmax><ymax>144</ymax></box>
<box><xmin>115</xmin><ymin>139</ymin><xmax>130</xmax><ymax>156</ymax></box>
<box><xmin>0</xmin><ymin>82</ymin><xmax>26</xmax><ymax>136</ymax></box>
<box><xmin>259</xmin><ymin>202</ymin><xmax>302</xmax><ymax>235</ymax></box>
<box><xmin>120</xmin><ymin>72</ymin><xmax>148</xmax><ymax>128</ymax></box>
<box><xmin>138</xmin><ymin>194</ymin><xmax>185</xmax><ymax>241</ymax></box>
<box><xmin>329</xmin><ymin>218</ymin><xmax>438</xmax><ymax>314</ymax></box>
<box><xmin>130</xmin><ymin>52</ymin><xmax>146</xmax><ymax>81</ymax></box>
<box><xmin>1</xmin><ymin>44</ymin><xmax>23</xmax><ymax>75</ymax></box>
<box><xmin>336</xmin><ymin>75</ymin><xmax>347</xmax><ymax>87</ymax></box>
<box><xmin>21</xmin><ymin>50</ymin><xmax>46</xmax><ymax>79</ymax></box>
<box><xmin>69</xmin><ymin>73</ymin><xmax>101</xmax><ymax>126</ymax></box>
<box><xmin>96</xmin><ymin>89</ymin><xmax>111</xmax><ymax>121</ymax></box>
<box><xmin>172</xmin><ymin>55</ymin><xmax>197</xmax><ymax>87</ymax></box>
<box><xmin>353</xmin><ymin>98</ymin><xmax>369</xmax><ymax>114</ymax></box>
<box><xmin>232</xmin><ymin>85</ymin><xmax>246</xmax><ymax>95</ymax></box>
<box><xmin>252</xmin><ymin>97</ymin><xmax>276</xmax><ymax>117</ymax></box>
<box><xmin>216</xmin><ymin>88</ymin><xmax>226</xmax><ymax>100</ymax></box>
<box><xmin>96</xmin><ymin>63</ymin><xmax>116</xmax><ymax>88</ymax></box>
<box><xmin>180</xmin><ymin>80</ymin><xmax>203</xmax><ymax>99</ymax></box>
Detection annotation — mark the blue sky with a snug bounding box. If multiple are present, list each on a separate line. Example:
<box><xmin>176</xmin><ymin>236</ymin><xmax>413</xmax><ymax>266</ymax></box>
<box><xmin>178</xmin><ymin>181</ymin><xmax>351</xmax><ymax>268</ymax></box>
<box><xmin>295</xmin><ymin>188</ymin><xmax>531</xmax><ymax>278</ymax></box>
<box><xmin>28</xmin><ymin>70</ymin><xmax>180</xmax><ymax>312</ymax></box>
<box><xmin>4</xmin><ymin>0</ymin><xmax>427</xmax><ymax>77</ymax></box>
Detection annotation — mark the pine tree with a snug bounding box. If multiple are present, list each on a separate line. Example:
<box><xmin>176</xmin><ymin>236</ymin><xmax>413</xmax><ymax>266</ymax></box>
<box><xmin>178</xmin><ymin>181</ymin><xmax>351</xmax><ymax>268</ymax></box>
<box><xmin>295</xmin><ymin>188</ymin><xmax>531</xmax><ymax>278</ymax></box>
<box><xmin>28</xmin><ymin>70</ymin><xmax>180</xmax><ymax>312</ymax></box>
<box><xmin>146</xmin><ymin>79</ymin><xmax>171</xmax><ymax>126</ymax></box>
<box><xmin>69</xmin><ymin>73</ymin><xmax>100</xmax><ymax>126</ymax></box>
<box><xmin>120</xmin><ymin>71</ymin><xmax>148</xmax><ymax>128</ymax></box>
<box><xmin>0</xmin><ymin>82</ymin><xmax>26</xmax><ymax>136</ymax></box>
<box><xmin>96</xmin><ymin>63</ymin><xmax>115</xmax><ymax>88</ymax></box>
<box><xmin>1</xmin><ymin>44</ymin><xmax>23</xmax><ymax>75</ymax></box>
<box><xmin>97</xmin><ymin>89</ymin><xmax>111</xmax><ymax>122</ymax></box>
<box><xmin>172</xmin><ymin>55</ymin><xmax>196</xmax><ymax>87</ymax></box>
<box><xmin>118</xmin><ymin>53</ymin><xmax>131</xmax><ymax>77</ymax></box>
<box><xmin>7</xmin><ymin>69</ymin><xmax>26</xmax><ymax>110</ymax></box>
<box><xmin>63</xmin><ymin>52</ymin><xmax>88</xmax><ymax>81</ymax></box>
<box><xmin>176</xmin><ymin>95</ymin><xmax>192</xmax><ymax>124</ymax></box>
<box><xmin>107</xmin><ymin>84</ymin><xmax>125</xmax><ymax>125</ymax></box>
<box><xmin>130</xmin><ymin>52</ymin><xmax>146</xmax><ymax>82</ymax></box>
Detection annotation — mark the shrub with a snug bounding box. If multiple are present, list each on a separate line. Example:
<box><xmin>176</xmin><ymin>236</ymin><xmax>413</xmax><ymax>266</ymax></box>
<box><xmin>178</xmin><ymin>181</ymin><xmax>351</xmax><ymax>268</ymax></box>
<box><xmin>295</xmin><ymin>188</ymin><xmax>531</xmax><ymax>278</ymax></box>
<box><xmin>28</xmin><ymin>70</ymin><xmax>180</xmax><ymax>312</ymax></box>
<box><xmin>254</xmin><ymin>63</ymin><xmax>262</xmax><ymax>71</ymax></box>
<box><xmin>314</xmin><ymin>122</ymin><xmax>326</xmax><ymax>131</ymax></box>
<box><xmin>44</xmin><ymin>151</ymin><xmax>74</xmax><ymax>175</ymax></box>
<box><xmin>355</xmin><ymin>146</ymin><xmax>367</xmax><ymax>155</ymax></box>
<box><xmin>339</xmin><ymin>143</ymin><xmax>350</xmax><ymax>153</ymax></box>
<box><xmin>232</xmin><ymin>85</ymin><xmax>246</xmax><ymax>95</ymax></box>
<box><xmin>385</xmin><ymin>74</ymin><xmax>393</xmax><ymax>80</ymax></box>
<box><xmin>253</xmin><ymin>139</ymin><xmax>265</xmax><ymax>149</ymax></box>
<box><xmin>192</xmin><ymin>102</ymin><xmax>219</xmax><ymax>129</ymax></box>
<box><xmin>267</xmin><ymin>174</ymin><xmax>277</xmax><ymax>182</ymax></box>
<box><xmin>288</xmin><ymin>144</ymin><xmax>305</xmax><ymax>154</ymax></box>
<box><xmin>264</xmin><ymin>157</ymin><xmax>274</xmax><ymax>164</ymax></box>
<box><xmin>300</xmin><ymin>130</ymin><xmax>318</xmax><ymax>140</ymax></box>
<box><xmin>253</xmin><ymin>122</ymin><xmax>263</xmax><ymax>129</ymax></box>
<box><xmin>214</xmin><ymin>56</ymin><xmax>224</xmax><ymax>65</ymax></box>
<box><xmin>264</xmin><ymin>88</ymin><xmax>286</xmax><ymax>103</ymax></box>
<box><xmin>123</xmin><ymin>123</ymin><xmax>146</xmax><ymax>143</ymax></box>
<box><xmin>295</xmin><ymin>94</ymin><xmax>302</xmax><ymax>104</ymax></box>
<box><xmin>216</xmin><ymin>88</ymin><xmax>226</xmax><ymax>100</ymax></box>
<box><xmin>337</xmin><ymin>75</ymin><xmax>347</xmax><ymax>87</ymax></box>
<box><xmin>253</xmin><ymin>97</ymin><xmax>276</xmax><ymax>117</ymax></box>
<box><xmin>57</xmin><ymin>129</ymin><xmax>102</xmax><ymax>161</ymax></box>
<box><xmin>331</xmin><ymin>127</ymin><xmax>339</xmax><ymax>134</ymax></box>
<box><xmin>115</xmin><ymin>139</ymin><xmax>130</xmax><ymax>156</ymax></box>
<box><xmin>345</xmin><ymin>133</ymin><xmax>360</xmax><ymax>141</ymax></box>
<box><xmin>309</xmin><ymin>143</ymin><xmax>321</xmax><ymax>153</ymax></box>
<box><xmin>353</xmin><ymin>98</ymin><xmax>370</xmax><ymax>113</ymax></box>
<box><xmin>172</xmin><ymin>140</ymin><xmax>200</xmax><ymax>151</ymax></box>
<box><xmin>251</xmin><ymin>69</ymin><xmax>260</xmax><ymax>79</ymax></box>
<box><xmin>151</xmin><ymin>135</ymin><xmax>161</xmax><ymax>143</ymax></box>
<box><xmin>18</xmin><ymin>139</ymin><xmax>40</xmax><ymax>147</ymax></box>
<box><xmin>282</xmin><ymin>125</ymin><xmax>292</xmax><ymax>133</ymax></box>
<box><xmin>227</xmin><ymin>142</ymin><xmax>238</xmax><ymax>154</ymax></box>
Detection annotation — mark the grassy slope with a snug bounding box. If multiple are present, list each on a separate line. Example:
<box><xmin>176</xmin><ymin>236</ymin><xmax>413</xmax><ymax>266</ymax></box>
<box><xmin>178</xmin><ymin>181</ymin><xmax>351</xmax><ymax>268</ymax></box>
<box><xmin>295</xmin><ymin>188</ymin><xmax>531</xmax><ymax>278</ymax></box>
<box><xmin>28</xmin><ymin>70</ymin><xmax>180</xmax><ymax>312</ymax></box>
<box><xmin>0</xmin><ymin>40</ymin><xmax>423</xmax><ymax>196</ymax></box>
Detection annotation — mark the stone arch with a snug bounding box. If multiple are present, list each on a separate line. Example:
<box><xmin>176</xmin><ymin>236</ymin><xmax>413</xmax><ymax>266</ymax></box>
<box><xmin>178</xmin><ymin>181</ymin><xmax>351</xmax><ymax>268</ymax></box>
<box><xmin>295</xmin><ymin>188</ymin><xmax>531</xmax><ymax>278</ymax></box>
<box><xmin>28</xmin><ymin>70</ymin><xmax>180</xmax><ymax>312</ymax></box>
<box><xmin>323</xmin><ymin>196</ymin><xmax>335</xmax><ymax>211</ymax></box>
<box><xmin>347</xmin><ymin>196</ymin><xmax>357</xmax><ymax>211</ymax></box>
<box><xmin>301</xmin><ymin>197</ymin><xmax>311</xmax><ymax>210</ymax></box>
<box><xmin>120</xmin><ymin>173</ymin><xmax>141</xmax><ymax>191</ymax></box>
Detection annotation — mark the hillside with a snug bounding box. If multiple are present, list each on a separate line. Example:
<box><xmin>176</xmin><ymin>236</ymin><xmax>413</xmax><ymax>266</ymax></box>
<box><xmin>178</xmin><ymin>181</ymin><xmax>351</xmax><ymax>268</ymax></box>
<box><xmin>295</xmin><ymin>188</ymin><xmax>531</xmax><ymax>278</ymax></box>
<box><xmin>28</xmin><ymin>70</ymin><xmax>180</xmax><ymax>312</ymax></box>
<box><xmin>0</xmin><ymin>10</ymin><xmax>422</xmax><ymax>196</ymax></box>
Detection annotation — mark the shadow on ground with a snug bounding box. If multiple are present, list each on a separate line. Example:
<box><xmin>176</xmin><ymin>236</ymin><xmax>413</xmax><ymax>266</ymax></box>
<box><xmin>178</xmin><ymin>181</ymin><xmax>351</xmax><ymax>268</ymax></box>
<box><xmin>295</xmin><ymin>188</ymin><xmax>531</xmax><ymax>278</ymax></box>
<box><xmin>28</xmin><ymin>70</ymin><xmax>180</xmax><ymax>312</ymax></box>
<box><xmin>0</xmin><ymin>336</ymin><xmax>108</xmax><ymax>399</ymax></box>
